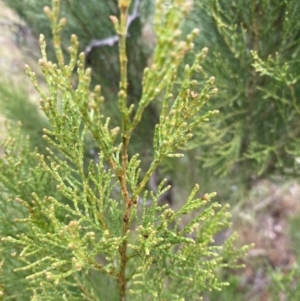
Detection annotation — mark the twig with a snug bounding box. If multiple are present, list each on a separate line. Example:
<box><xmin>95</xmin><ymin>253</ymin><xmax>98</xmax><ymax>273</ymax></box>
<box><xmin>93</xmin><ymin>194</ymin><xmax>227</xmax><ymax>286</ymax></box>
<box><xmin>84</xmin><ymin>0</ymin><xmax>140</xmax><ymax>56</ymax></box>
<box><xmin>253</xmin><ymin>185</ymin><xmax>288</xmax><ymax>212</ymax></box>
<box><xmin>89</xmin><ymin>150</ymin><xmax>174</xmax><ymax>206</ymax></box>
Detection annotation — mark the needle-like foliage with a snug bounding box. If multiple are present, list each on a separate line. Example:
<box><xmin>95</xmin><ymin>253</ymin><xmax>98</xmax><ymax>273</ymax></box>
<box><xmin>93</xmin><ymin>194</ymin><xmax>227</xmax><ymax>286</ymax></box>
<box><xmin>0</xmin><ymin>1</ymin><xmax>248</xmax><ymax>300</ymax></box>
<box><xmin>188</xmin><ymin>0</ymin><xmax>300</xmax><ymax>178</ymax></box>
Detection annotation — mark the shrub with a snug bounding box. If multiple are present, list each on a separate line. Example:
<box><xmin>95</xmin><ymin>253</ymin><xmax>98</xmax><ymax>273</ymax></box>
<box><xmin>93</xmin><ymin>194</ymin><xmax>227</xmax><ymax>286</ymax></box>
<box><xmin>0</xmin><ymin>0</ymin><xmax>248</xmax><ymax>300</ymax></box>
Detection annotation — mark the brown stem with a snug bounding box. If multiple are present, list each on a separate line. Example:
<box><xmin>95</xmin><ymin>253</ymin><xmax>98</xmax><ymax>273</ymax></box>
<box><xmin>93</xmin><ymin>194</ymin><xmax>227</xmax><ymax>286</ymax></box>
<box><xmin>118</xmin><ymin>134</ymin><xmax>132</xmax><ymax>301</ymax></box>
<box><xmin>117</xmin><ymin>1</ymin><xmax>131</xmax><ymax>300</ymax></box>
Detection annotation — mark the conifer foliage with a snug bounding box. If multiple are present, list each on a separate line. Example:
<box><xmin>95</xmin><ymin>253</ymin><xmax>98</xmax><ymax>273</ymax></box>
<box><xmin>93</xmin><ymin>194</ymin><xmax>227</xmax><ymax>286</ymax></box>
<box><xmin>0</xmin><ymin>0</ymin><xmax>248</xmax><ymax>300</ymax></box>
<box><xmin>190</xmin><ymin>0</ymin><xmax>300</xmax><ymax>177</ymax></box>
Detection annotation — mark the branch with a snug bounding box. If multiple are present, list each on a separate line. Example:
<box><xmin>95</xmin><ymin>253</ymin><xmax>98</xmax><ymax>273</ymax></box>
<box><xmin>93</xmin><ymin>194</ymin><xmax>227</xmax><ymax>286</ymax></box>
<box><xmin>84</xmin><ymin>0</ymin><xmax>140</xmax><ymax>56</ymax></box>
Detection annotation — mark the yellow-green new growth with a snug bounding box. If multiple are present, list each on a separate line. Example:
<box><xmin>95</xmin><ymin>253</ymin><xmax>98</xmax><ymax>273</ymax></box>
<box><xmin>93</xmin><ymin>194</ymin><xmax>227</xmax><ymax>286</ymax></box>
<box><xmin>0</xmin><ymin>0</ymin><xmax>250</xmax><ymax>300</ymax></box>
